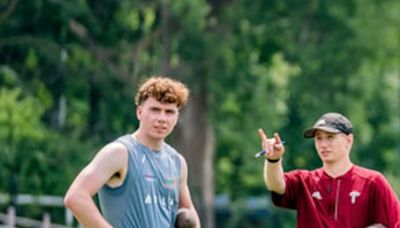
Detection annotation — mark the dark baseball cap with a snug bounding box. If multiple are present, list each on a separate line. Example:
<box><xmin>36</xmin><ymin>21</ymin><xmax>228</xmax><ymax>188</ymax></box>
<box><xmin>303</xmin><ymin>112</ymin><xmax>353</xmax><ymax>138</ymax></box>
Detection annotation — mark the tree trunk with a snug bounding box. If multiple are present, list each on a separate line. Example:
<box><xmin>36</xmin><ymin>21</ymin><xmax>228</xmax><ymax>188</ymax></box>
<box><xmin>159</xmin><ymin>1</ymin><xmax>215</xmax><ymax>227</ymax></box>
<box><xmin>160</xmin><ymin>0</ymin><xmax>172</xmax><ymax>75</ymax></box>
<box><xmin>173</xmin><ymin>91</ymin><xmax>215</xmax><ymax>228</ymax></box>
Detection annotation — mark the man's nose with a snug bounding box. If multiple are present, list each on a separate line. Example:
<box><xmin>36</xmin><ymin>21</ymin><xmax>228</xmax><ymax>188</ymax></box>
<box><xmin>320</xmin><ymin>138</ymin><xmax>329</xmax><ymax>146</ymax></box>
<box><xmin>157</xmin><ymin>112</ymin><xmax>167</xmax><ymax>122</ymax></box>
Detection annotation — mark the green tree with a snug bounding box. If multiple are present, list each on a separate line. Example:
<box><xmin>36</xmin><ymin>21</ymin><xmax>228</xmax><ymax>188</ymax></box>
<box><xmin>1</xmin><ymin>0</ymin><xmax>399</xmax><ymax>226</ymax></box>
<box><xmin>0</xmin><ymin>87</ymin><xmax>45</xmax><ymax>198</ymax></box>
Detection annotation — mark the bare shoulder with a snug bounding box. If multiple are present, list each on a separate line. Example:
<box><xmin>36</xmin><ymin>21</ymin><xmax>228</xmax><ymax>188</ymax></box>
<box><xmin>101</xmin><ymin>141</ymin><xmax>127</xmax><ymax>153</ymax></box>
<box><xmin>177</xmin><ymin>153</ymin><xmax>188</xmax><ymax>170</ymax></box>
<box><xmin>65</xmin><ymin>141</ymin><xmax>130</xmax><ymax>194</ymax></box>
<box><xmin>97</xmin><ymin>141</ymin><xmax>127</xmax><ymax>158</ymax></box>
<box><xmin>90</xmin><ymin>141</ymin><xmax>128</xmax><ymax>172</ymax></box>
<box><xmin>89</xmin><ymin>141</ymin><xmax>129</xmax><ymax>187</ymax></box>
<box><xmin>176</xmin><ymin>153</ymin><xmax>186</xmax><ymax>163</ymax></box>
<box><xmin>176</xmin><ymin>153</ymin><xmax>189</xmax><ymax>185</ymax></box>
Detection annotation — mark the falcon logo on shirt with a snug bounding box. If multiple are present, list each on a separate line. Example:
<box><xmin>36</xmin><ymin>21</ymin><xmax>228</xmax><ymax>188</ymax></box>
<box><xmin>349</xmin><ymin>191</ymin><xmax>360</xmax><ymax>204</ymax></box>
<box><xmin>312</xmin><ymin>191</ymin><xmax>322</xmax><ymax>200</ymax></box>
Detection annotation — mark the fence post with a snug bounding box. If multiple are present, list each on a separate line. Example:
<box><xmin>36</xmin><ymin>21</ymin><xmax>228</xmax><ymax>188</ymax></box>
<box><xmin>7</xmin><ymin>206</ymin><xmax>16</xmax><ymax>227</ymax></box>
<box><xmin>65</xmin><ymin>208</ymin><xmax>74</xmax><ymax>227</ymax></box>
<box><xmin>42</xmin><ymin>212</ymin><xmax>50</xmax><ymax>228</ymax></box>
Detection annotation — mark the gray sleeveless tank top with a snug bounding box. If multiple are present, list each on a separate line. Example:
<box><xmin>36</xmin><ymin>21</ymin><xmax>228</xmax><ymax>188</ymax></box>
<box><xmin>98</xmin><ymin>135</ymin><xmax>181</xmax><ymax>227</ymax></box>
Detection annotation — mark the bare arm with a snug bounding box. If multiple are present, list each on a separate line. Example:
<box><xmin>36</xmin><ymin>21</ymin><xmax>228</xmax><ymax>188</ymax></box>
<box><xmin>178</xmin><ymin>154</ymin><xmax>201</xmax><ymax>228</ymax></box>
<box><xmin>64</xmin><ymin>142</ymin><xmax>128</xmax><ymax>228</ymax></box>
<box><xmin>258</xmin><ymin>129</ymin><xmax>286</xmax><ymax>194</ymax></box>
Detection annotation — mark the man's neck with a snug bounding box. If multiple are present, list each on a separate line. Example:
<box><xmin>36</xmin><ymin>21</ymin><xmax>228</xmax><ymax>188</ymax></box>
<box><xmin>132</xmin><ymin>131</ymin><xmax>162</xmax><ymax>151</ymax></box>
<box><xmin>323</xmin><ymin>159</ymin><xmax>353</xmax><ymax>178</ymax></box>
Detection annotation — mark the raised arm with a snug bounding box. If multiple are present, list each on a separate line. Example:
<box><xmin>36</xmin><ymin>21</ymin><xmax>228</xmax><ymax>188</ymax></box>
<box><xmin>178</xmin><ymin>154</ymin><xmax>201</xmax><ymax>228</ymax></box>
<box><xmin>64</xmin><ymin>142</ymin><xmax>128</xmax><ymax>228</ymax></box>
<box><xmin>258</xmin><ymin>128</ymin><xmax>286</xmax><ymax>194</ymax></box>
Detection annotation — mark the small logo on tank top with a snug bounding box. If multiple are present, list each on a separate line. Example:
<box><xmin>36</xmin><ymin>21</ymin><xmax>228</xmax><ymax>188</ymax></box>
<box><xmin>144</xmin><ymin>194</ymin><xmax>175</xmax><ymax>207</ymax></box>
<box><xmin>144</xmin><ymin>174</ymin><xmax>156</xmax><ymax>182</ymax></box>
<box><xmin>349</xmin><ymin>191</ymin><xmax>360</xmax><ymax>204</ymax></box>
<box><xmin>163</xmin><ymin>177</ymin><xmax>177</xmax><ymax>190</ymax></box>
<box><xmin>312</xmin><ymin>191</ymin><xmax>322</xmax><ymax>200</ymax></box>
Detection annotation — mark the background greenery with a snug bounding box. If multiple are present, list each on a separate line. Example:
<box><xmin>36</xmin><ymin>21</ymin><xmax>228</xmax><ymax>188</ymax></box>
<box><xmin>1</xmin><ymin>0</ymin><xmax>399</xmax><ymax>227</ymax></box>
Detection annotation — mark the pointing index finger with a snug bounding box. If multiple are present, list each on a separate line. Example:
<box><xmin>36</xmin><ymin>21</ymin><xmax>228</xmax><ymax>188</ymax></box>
<box><xmin>258</xmin><ymin>128</ymin><xmax>268</xmax><ymax>142</ymax></box>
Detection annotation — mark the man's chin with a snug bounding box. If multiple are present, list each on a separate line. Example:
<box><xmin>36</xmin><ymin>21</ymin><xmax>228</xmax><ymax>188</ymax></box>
<box><xmin>320</xmin><ymin>156</ymin><xmax>334</xmax><ymax>163</ymax></box>
<box><xmin>151</xmin><ymin>133</ymin><xmax>167</xmax><ymax>140</ymax></box>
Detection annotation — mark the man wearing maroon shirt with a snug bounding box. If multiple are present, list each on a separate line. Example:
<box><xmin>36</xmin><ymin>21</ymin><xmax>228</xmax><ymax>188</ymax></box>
<box><xmin>258</xmin><ymin>112</ymin><xmax>400</xmax><ymax>228</ymax></box>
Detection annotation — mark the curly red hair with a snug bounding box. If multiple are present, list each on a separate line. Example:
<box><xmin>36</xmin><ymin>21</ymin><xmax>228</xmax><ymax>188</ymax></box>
<box><xmin>135</xmin><ymin>77</ymin><xmax>189</xmax><ymax>108</ymax></box>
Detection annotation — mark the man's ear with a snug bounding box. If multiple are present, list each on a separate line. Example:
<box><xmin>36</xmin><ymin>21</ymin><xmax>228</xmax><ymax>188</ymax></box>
<box><xmin>346</xmin><ymin>134</ymin><xmax>354</xmax><ymax>147</ymax></box>
<box><xmin>348</xmin><ymin>134</ymin><xmax>354</xmax><ymax>142</ymax></box>
<box><xmin>136</xmin><ymin>105</ymin><xmax>142</xmax><ymax>120</ymax></box>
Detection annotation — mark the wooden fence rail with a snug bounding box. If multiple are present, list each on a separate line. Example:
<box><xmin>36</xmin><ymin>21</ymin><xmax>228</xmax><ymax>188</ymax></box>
<box><xmin>0</xmin><ymin>206</ymin><xmax>69</xmax><ymax>228</ymax></box>
<box><xmin>0</xmin><ymin>193</ymin><xmax>75</xmax><ymax>227</ymax></box>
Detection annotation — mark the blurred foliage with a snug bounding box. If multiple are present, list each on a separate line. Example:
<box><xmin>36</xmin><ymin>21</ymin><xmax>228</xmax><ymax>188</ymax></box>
<box><xmin>0</xmin><ymin>0</ymin><xmax>399</xmax><ymax>226</ymax></box>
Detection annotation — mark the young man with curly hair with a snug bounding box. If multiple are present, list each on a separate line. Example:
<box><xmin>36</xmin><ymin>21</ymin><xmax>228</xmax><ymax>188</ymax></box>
<box><xmin>65</xmin><ymin>76</ymin><xmax>200</xmax><ymax>227</ymax></box>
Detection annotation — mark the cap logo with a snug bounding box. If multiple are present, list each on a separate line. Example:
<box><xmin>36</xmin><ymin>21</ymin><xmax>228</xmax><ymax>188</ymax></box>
<box><xmin>316</xmin><ymin>119</ymin><xmax>326</xmax><ymax>126</ymax></box>
<box><xmin>303</xmin><ymin>113</ymin><xmax>353</xmax><ymax>138</ymax></box>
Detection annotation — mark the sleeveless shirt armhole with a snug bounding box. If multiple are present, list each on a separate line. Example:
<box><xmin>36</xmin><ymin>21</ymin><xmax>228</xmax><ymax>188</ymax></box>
<box><xmin>163</xmin><ymin>142</ymin><xmax>182</xmax><ymax>177</ymax></box>
<box><xmin>176</xmin><ymin>153</ymin><xmax>181</xmax><ymax>173</ymax></box>
<box><xmin>102</xmin><ymin>135</ymin><xmax>133</xmax><ymax>192</ymax></box>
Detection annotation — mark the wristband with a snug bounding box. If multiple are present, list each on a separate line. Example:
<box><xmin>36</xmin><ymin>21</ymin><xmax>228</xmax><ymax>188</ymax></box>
<box><xmin>266</xmin><ymin>157</ymin><xmax>281</xmax><ymax>163</ymax></box>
